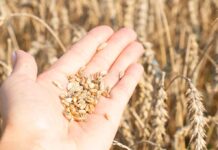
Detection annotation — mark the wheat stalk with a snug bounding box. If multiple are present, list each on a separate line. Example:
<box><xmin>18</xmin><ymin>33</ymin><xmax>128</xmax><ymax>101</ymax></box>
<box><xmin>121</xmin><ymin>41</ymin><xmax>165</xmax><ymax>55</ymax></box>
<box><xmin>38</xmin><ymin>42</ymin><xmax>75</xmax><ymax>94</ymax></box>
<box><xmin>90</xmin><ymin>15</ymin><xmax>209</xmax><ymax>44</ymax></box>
<box><xmin>112</xmin><ymin>140</ymin><xmax>132</xmax><ymax>150</ymax></box>
<box><xmin>0</xmin><ymin>0</ymin><xmax>218</xmax><ymax>149</ymax></box>
<box><xmin>174</xmin><ymin>125</ymin><xmax>191</xmax><ymax>150</ymax></box>
<box><xmin>187</xmin><ymin>34</ymin><xmax>199</xmax><ymax>83</ymax></box>
<box><xmin>214</xmin><ymin>35</ymin><xmax>218</xmax><ymax>92</ymax></box>
<box><xmin>188</xmin><ymin>0</ymin><xmax>200</xmax><ymax>32</ymax></box>
<box><xmin>5</xmin><ymin>13</ymin><xmax>66</xmax><ymax>52</ymax></box>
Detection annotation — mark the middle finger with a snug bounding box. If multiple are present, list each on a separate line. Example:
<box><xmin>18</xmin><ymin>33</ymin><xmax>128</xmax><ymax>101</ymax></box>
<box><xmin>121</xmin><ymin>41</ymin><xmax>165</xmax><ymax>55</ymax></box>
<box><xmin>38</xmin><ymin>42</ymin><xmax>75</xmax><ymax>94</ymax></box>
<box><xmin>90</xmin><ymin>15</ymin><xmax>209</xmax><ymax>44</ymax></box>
<box><xmin>84</xmin><ymin>28</ymin><xmax>137</xmax><ymax>75</ymax></box>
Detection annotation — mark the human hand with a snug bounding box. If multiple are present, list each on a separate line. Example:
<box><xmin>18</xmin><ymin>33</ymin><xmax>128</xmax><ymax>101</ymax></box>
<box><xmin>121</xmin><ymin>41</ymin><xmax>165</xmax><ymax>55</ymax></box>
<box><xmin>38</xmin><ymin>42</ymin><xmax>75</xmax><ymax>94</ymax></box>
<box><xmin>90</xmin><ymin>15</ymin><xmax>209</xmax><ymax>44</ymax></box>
<box><xmin>0</xmin><ymin>26</ymin><xmax>144</xmax><ymax>150</ymax></box>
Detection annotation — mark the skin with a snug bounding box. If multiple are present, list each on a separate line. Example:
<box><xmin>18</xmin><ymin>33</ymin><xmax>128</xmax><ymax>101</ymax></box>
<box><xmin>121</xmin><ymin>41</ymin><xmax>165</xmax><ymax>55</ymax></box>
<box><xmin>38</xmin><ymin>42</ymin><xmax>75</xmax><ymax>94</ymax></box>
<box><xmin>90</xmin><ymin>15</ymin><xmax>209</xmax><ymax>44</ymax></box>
<box><xmin>0</xmin><ymin>26</ymin><xmax>144</xmax><ymax>150</ymax></box>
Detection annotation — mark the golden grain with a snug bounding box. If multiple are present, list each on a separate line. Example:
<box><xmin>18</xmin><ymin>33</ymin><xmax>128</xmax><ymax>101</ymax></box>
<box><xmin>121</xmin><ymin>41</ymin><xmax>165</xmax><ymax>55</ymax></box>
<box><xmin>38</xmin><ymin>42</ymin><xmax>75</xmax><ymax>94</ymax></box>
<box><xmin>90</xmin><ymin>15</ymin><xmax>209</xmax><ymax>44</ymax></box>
<box><xmin>104</xmin><ymin>113</ymin><xmax>110</xmax><ymax>120</ymax></box>
<box><xmin>60</xmin><ymin>68</ymin><xmax>109</xmax><ymax>121</ymax></box>
<box><xmin>119</xmin><ymin>71</ymin><xmax>125</xmax><ymax>79</ymax></box>
<box><xmin>0</xmin><ymin>0</ymin><xmax>217</xmax><ymax>149</ymax></box>
<box><xmin>97</xmin><ymin>42</ymin><xmax>108</xmax><ymax>52</ymax></box>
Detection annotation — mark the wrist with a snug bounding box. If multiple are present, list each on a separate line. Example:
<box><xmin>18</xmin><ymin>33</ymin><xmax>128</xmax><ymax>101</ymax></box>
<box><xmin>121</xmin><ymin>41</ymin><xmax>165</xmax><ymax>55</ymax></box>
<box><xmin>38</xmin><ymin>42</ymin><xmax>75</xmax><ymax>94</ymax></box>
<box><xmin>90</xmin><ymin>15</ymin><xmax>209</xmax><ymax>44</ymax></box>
<box><xmin>0</xmin><ymin>126</ymin><xmax>77</xmax><ymax>150</ymax></box>
<box><xmin>0</xmin><ymin>126</ymin><xmax>44</xmax><ymax>150</ymax></box>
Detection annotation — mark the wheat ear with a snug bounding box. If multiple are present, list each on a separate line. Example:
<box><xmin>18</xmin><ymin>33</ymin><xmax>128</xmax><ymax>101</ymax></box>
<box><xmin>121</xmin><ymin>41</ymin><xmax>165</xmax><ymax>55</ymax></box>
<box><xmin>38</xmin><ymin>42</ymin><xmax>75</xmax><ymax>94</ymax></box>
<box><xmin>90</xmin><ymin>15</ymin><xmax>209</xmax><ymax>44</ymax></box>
<box><xmin>151</xmin><ymin>72</ymin><xmax>168</xmax><ymax>149</ymax></box>
<box><xmin>186</xmin><ymin>80</ymin><xmax>207</xmax><ymax>150</ymax></box>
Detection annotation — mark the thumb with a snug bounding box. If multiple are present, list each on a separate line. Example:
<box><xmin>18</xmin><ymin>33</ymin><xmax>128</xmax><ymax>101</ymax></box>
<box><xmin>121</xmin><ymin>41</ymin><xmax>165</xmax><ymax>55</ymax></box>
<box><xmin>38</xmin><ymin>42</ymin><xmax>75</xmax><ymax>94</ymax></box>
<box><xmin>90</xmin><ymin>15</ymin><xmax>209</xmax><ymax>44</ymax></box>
<box><xmin>11</xmin><ymin>50</ymin><xmax>38</xmax><ymax>80</ymax></box>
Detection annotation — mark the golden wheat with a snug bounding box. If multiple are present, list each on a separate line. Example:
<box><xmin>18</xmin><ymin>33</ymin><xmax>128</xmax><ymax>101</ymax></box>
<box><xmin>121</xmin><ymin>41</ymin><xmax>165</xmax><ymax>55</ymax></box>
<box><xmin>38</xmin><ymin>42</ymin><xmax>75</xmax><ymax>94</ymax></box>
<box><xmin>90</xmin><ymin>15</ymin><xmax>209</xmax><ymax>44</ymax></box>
<box><xmin>0</xmin><ymin>0</ymin><xmax>217</xmax><ymax>149</ymax></box>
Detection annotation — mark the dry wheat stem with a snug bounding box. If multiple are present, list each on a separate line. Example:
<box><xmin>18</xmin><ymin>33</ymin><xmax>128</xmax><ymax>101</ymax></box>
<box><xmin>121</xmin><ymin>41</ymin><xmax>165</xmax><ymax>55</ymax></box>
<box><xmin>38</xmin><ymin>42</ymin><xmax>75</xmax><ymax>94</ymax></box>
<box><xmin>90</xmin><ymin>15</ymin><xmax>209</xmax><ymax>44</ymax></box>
<box><xmin>191</xmin><ymin>45</ymin><xmax>216</xmax><ymax>77</ymax></box>
<box><xmin>130</xmin><ymin>139</ymin><xmax>166</xmax><ymax>150</ymax></box>
<box><xmin>7</xmin><ymin>13</ymin><xmax>66</xmax><ymax>52</ymax></box>
<box><xmin>174</xmin><ymin>125</ymin><xmax>191</xmax><ymax>149</ymax></box>
<box><xmin>6</xmin><ymin>24</ymin><xmax>20</xmax><ymax>50</ymax></box>
<box><xmin>182</xmin><ymin>34</ymin><xmax>192</xmax><ymax>89</ymax></box>
<box><xmin>165</xmin><ymin>75</ymin><xmax>190</xmax><ymax>91</ymax></box>
<box><xmin>158</xmin><ymin>0</ymin><xmax>175</xmax><ymax>71</ymax></box>
<box><xmin>0</xmin><ymin>0</ymin><xmax>218</xmax><ymax>149</ymax></box>
<box><xmin>6</xmin><ymin>38</ymin><xmax>12</xmax><ymax>67</ymax></box>
<box><xmin>0</xmin><ymin>61</ymin><xmax>12</xmax><ymax>76</ymax></box>
<box><xmin>112</xmin><ymin>140</ymin><xmax>132</xmax><ymax>150</ymax></box>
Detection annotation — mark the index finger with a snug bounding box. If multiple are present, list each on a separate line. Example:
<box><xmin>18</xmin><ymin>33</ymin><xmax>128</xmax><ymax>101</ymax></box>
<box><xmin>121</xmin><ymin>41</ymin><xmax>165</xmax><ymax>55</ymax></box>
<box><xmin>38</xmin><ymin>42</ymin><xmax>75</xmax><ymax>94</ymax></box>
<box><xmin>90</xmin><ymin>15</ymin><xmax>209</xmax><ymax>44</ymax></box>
<box><xmin>38</xmin><ymin>26</ymin><xmax>113</xmax><ymax>85</ymax></box>
<box><xmin>51</xmin><ymin>26</ymin><xmax>114</xmax><ymax>74</ymax></box>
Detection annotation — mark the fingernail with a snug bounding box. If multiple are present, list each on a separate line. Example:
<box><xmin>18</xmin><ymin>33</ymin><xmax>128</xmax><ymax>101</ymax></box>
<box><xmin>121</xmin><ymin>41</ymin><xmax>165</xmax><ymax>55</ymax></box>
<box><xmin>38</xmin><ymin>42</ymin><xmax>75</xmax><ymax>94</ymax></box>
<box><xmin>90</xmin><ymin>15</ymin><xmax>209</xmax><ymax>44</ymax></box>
<box><xmin>12</xmin><ymin>51</ymin><xmax>17</xmax><ymax>67</ymax></box>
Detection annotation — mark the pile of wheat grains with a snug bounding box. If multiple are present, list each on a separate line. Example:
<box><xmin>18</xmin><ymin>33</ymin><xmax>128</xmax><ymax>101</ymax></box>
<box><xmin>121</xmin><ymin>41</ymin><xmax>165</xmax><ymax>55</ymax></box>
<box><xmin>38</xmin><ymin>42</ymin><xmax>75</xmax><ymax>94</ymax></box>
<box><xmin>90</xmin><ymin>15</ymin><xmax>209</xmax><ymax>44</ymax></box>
<box><xmin>59</xmin><ymin>68</ymin><xmax>110</xmax><ymax>122</ymax></box>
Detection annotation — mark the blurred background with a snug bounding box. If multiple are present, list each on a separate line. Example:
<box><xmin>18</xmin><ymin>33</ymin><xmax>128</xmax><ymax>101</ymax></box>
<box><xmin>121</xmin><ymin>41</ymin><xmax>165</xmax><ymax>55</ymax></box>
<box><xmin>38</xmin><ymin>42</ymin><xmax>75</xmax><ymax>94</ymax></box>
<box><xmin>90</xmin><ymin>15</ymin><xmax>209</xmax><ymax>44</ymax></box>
<box><xmin>0</xmin><ymin>0</ymin><xmax>217</xmax><ymax>149</ymax></box>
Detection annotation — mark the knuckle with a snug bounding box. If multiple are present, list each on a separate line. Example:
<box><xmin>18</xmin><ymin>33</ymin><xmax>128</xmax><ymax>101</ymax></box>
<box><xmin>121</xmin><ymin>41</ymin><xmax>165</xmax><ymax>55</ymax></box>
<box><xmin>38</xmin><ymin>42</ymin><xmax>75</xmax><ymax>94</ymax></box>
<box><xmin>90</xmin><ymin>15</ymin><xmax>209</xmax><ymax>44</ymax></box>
<box><xmin>120</xmin><ymin>27</ymin><xmax>137</xmax><ymax>37</ymax></box>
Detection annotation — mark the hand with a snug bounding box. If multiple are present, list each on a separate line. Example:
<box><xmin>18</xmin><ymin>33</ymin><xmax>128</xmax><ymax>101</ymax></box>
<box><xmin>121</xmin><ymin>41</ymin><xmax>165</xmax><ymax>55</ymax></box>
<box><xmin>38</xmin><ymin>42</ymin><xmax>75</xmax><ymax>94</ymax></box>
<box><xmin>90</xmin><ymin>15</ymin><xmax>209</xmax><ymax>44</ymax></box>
<box><xmin>0</xmin><ymin>26</ymin><xmax>144</xmax><ymax>150</ymax></box>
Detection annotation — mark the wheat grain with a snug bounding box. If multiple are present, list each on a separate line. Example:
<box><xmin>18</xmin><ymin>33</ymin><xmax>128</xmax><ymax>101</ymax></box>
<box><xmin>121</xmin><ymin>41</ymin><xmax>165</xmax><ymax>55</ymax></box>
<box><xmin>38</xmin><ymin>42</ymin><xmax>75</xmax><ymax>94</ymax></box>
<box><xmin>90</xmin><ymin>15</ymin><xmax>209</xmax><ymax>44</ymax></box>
<box><xmin>60</xmin><ymin>68</ymin><xmax>109</xmax><ymax>121</ymax></box>
<box><xmin>119</xmin><ymin>71</ymin><xmax>125</xmax><ymax>80</ymax></box>
<box><xmin>97</xmin><ymin>42</ymin><xmax>108</xmax><ymax>52</ymax></box>
<box><xmin>104</xmin><ymin>113</ymin><xmax>110</xmax><ymax>120</ymax></box>
<box><xmin>0</xmin><ymin>0</ymin><xmax>218</xmax><ymax>149</ymax></box>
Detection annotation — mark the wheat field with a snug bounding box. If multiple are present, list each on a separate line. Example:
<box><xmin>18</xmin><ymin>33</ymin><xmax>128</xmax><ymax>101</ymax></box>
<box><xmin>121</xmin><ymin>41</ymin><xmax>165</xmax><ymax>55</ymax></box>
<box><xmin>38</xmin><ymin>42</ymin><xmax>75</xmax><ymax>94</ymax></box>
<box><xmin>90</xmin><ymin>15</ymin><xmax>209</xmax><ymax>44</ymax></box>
<box><xmin>0</xmin><ymin>0</ymin><xmax>218</xmax><ymax>149</ymax></box>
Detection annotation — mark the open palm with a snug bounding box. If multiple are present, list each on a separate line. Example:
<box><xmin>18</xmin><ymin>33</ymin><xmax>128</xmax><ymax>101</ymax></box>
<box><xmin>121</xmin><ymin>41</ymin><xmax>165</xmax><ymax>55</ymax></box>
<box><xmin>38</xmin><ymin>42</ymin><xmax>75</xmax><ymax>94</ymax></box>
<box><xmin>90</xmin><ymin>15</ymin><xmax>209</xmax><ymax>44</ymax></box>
<box><xmin>0</xmin><ymin>26</ymin><xmax>143</xmax><ymax>150</ymax></box>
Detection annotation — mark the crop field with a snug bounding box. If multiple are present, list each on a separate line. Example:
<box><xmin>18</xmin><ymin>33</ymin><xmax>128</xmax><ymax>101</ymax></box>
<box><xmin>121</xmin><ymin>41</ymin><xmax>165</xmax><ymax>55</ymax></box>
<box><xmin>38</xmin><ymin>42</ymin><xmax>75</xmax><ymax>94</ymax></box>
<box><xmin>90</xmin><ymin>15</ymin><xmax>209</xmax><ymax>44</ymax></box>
<box><xmin>0</xmin><ymin>0</ymin><xmax>217</xmax><ymax>149</ymax></box>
